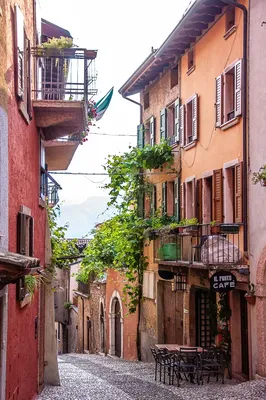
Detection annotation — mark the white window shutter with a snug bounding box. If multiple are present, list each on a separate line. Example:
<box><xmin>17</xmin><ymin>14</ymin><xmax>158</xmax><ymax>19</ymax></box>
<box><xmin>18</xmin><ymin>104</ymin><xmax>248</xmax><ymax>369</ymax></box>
<box><xmin>150</xmin><ymin>116</ymin><xmax>155</xmax><ymax>146</ymax></box>
<box><xmin>137</xmin><ymin>124</ymin><xmax>144</xmax><ymax>148</ymax></box>
<box><xmin>160</xmin><ymin>108</ymin><xmax>167</xmax><ymax>141</ymax></box>
<box><xmin>15</xmin><ymin>5</ymin><xmax>25</xmax><ymax>100</ymax></box>
<box><xmin>192</xmin><ymin>94</ymin><xmax>198</xmax><ymax>141</ymax></box>
<box><xmin>235</xmin><ymin>60</ymin><xmax>242</xmax><ymax>117</ymax></box>
<box><xmin>174</xmin><ymin>177</ymin><xmax>180</xmax><ymax>221</ymax></box>
<box><xmin>215</xmin><ymin>75</ymin><xmax>223</xmax><ymax>127</ymax></box>
<box><xmin>174</xmin><ymin>98</ymin><xmax>180</xmax><ymax>143</ymax></box>
<box><xmin>143</xmin><ymin>272</ymin><xmax>155</xmax><ymax>299</ymax></box>
<box><xmin>179</xmin><ymin>105</ymin><xmax>185</xmax><ymax>147</ymax></box>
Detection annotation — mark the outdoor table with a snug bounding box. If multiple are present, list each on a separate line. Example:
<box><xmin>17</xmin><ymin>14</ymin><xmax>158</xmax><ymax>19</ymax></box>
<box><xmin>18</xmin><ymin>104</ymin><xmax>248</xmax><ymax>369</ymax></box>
<box><xmin>155</xmin><ymin>344</ymin><xmax>203</xmax><ymax>353</ymax></box>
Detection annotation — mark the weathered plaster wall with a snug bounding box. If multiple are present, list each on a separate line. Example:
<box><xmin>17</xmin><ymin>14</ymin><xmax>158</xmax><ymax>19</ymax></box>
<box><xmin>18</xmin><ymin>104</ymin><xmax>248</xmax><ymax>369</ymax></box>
<box><xmin>68</xmin><ymin>307</ymin><xmax>78</xmax><ymax>353</ymax></box>
<box><xmin>249</xmin><ymin>0</ymin><xmax>266</xmax><ymax>379</ymax></box>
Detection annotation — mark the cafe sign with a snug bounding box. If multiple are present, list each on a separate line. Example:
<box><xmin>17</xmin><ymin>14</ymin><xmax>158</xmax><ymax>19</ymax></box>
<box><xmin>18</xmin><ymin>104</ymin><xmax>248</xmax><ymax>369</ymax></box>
<box><xmin>210</xmin><ymin>271</ymin><xmax>237</xmax><ymax>293</ymax></box>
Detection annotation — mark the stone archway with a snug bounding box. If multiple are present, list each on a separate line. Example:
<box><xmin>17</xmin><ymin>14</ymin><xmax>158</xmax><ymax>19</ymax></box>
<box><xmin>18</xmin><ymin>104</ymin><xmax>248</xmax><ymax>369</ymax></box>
<box><xmin>256</xmin><ymin>245</ymin><xmax>266</xmax><ymax>377</ymax></box>
<box><xmin>109</xmin><ymin>290</ymin><xmax>123</xmax><ymax>358</ymax></box>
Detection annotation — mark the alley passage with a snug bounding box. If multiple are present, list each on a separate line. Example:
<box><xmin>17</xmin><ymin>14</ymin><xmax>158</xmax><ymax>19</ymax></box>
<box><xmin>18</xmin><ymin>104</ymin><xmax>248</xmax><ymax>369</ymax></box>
<box><xmin>38</xmin><ymin>354</ymin><xmax>266</xmax><ymax>400</ymax></box>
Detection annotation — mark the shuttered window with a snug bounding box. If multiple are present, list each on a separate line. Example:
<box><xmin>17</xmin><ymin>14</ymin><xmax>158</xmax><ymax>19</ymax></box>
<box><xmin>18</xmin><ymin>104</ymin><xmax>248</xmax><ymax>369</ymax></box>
<box><xmin>180</xmin><ymin>105</ymin><xmax>185</xmax><ymax>147</ymax></box>
<box><xmin>150</xmin><ymin>116</ymin><xmax>155</xmax><ymax>146</ymax></box>
<box><xmin>137</xmin><ymin>124</ymin><xmax>144</xmax><ymax>148</ymax></box>
<box><xmin>192</xmin><ymin>95</ymin><xmax>198</xmax><ymax>141</ymax></box>
<box><xmin>180</xmin><ymin>182</ymin><xmax>186</xmax><ymax>220</ymax></box>
<box><xmin>174</xmin><ymin>178</ymin><xmax>180</xmax><ymax>221</ymax></box>
<box><xmin>174</xmin><ymin>98</ymin><xmax>180</xmax><ymax>143</ymax></box>
<box><xmin>212</xmin><ymin>169</ymin><xmax>223</xmax><ymax>223</ymax></box>
<box><xmin>192</xmin><ymin>178</ymin><xmax>196</xmax><ymax>217</ymax></box>
<box><xmin>15</xmin><ymin>5</ymin><xmax>25</xmax><ymax>100</ymax></box>
<box><xmin>215</xmin><ymin>75</ymin><xmax>223</xmax><ymax>127</ymax></box>
<box><xmin>151</xmin><ymin>185</ymin><xmax>157</xmax><ymax>216</ymax></box>
<box><xmin>181</xmin><ymin>94</ymin><xmax>198</xmax><ymax>147</ymax></box>
<box><xmin>162</xmin><ymin>182</ymin><xmax>167</xmax><ymax>215</ymax></box>
<box><xmin>235</xmin><ymin>60</ymin><xmax>242</xmax><ymax>117</ymax></box>
<box><xmin>196</xmin><ymin>178</ymin><xmax>203</xmax><ymax>224</ymax></box>
<box><xmin>160</xmin><ymin>108</ymin><xmax>167</xmax><ymax>141</ymax></box>
<box><xmin>26</xmin><ymin>39</ymin><xmax>32</xmax><ymax>119</ymax></box>
<box><xmin>167</xmin><ymin>181</ymin><xmax>174</xmax><ymax>216</ymax></box>
<box><xmin>235</xmin><ymin>162</ymin><xmax>243</xmax><ymax>222</ymax></box>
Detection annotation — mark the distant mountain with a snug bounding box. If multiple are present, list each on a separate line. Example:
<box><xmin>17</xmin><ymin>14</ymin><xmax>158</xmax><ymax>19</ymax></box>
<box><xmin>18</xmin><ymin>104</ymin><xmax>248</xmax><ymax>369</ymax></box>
<box><xmin>58</xmin><ymin>196</ymin><xmax>114</xmax><ymax>238</ymax></box>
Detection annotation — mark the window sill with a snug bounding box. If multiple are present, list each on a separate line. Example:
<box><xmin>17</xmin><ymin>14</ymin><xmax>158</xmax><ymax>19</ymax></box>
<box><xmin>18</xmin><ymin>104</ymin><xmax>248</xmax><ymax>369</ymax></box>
<box><xmin>183</xmin><ymin>141</ymin><xmax>196</xmax><ymax>151</ymax></box>
<box><xmin>224</xmin><ymin>25</ymin><xmax>237</xmax><ymax>40</ymax></box>
<box><xmin>39</xmin><ymin>198</ymin><xmax>46</xmax><ymax>208</ymax></box>
<box><xmin>220</xmin><ymin>117</ymin><xmax>240</xmax><ymax>131</ymax></box>
<box><xmin>187</xmin><ymin>65</ymin><xmax>195</xmax><ymax>76</ymax></box>
<box><xmin>20</xmin><ymin>293</ymin><xmax>31</xmax><ymax>308</ymax></box>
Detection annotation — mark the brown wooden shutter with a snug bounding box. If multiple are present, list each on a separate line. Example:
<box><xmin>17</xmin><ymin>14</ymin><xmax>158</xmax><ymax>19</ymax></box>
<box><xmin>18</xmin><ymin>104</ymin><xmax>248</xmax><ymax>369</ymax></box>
<box><xmin>27</xmin><ymin>39</ymin><xmax>32</xmax><ymax>119</ymax></box>
<box><xmin>235</xmin><ymin>162</ymin><xmax>243</xmax><ymax>223</ymax></box>
<box><xmin>235</xmin><ymin>60</ymin><xmax>242</xmax><ymax>117</ymax></box>
<box><xmin>15</xmin><ymin>5</ymin><xmax>25</xmax><ymax>100</ymax></box>
<box><xmin>191</xmin><ymin>178</ymin><xmax>196</xmax><ymax>218</ymax></box>
<box><xmin>212</xmin><ymin>169</ymin><xmax>223</xmax><ymax>223</ymax></box>
<box><xmin>17</xmin><ymin>212</ymin><xmax>27</xmax><ymax>255</ymax></box>
<box><xmin>196</xmin><ymin>178</ymin><xmax>203</xmax><ymax>224</ymax></box>
<box><xmin>162</xmin><ymin>182</ymin><xmax>167</xmax><ymax>214</ymax></box>
<box><xmin>151</xmin><ymin>185</ymin><xmax>157</xmax><ymax>216</ymax></box>
<box><xmin>29</xmin><ymin>216</ymin><xmax>34</xmax><ymax>257</ymax></box>
<box><xmin>167</xmin><ymin>181</ymin><xmax>174</xmax><ymax>216</ymax></box>
<box><xmin>215</xmin><ymin>75</ymin><xmax>223</xmax><ymax>127</ymax></box>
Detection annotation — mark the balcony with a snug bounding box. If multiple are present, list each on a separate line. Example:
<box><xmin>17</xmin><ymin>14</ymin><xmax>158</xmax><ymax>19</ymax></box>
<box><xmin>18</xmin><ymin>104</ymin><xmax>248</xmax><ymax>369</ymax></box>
<box><xmin>154</xmin><ymin>223</ymin><xmax>248</xmax><ymax>270</ymax></box>
<box><xmin>77</xmin><ymin>281</ymin><xmax>89</xmax><ymax>294</ymax></box>
<box><xmin>32</xmin><ymin>47</ymin><xmax>97</xmax><ymax>140</ymax></box>
<box><xmin>44</xmin><ymin>135</ymin><xmax>81</xmax><ymax>170</ymax></box>
<box><xmin>41</xmin><ymin>168</ymin><xmax>62</xmax><ymax>207</ymax></box>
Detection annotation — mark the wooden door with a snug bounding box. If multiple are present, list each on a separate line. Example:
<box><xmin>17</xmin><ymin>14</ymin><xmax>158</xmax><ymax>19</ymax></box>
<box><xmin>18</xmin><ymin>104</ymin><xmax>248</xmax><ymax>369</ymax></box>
<box><xmin>114</xmin><ymin>299</ymin><xmax>121</xmax><ymax>357</ymax></box>
<box><xmin>240</xmin><ymin>290</ymin><xmax>249</xmax><ymax>376</ymax></box>
<box><xmin>163</xmin><ymin>282</ymin><xmax>183</xmax><ymax>344</ymax></box>
<box><xmin>195</xmin><ymin>289</ymin><xmax>216</xmax><ymax>347</ymax></box>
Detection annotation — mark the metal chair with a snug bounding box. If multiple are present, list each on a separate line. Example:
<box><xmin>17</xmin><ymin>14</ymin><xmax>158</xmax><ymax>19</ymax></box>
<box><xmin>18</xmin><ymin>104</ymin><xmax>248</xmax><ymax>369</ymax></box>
<box><xmin>173</xmin><ymin>348</ymin><xmax>201</xmax><ymax>386</ymax></box>
<box><xmin>218</xmin><ymin>342</ymin><xmax>232</xmax><ymax>379</ymax></box>
<box><xmin>150</xmin><ymin>347</ymin><xmax>159</xmax><ymax>381</ymax></box>
<box><xmin>200</xmin><ymin>348</ymin><xmax>225</xmax><ymax>384</ymax></box>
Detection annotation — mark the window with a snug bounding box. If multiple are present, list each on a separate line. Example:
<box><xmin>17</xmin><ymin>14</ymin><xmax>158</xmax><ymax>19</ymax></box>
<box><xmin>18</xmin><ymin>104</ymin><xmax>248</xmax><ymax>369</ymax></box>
<box><xmin>143</xmin><ymin>271</ymin><xmax>155</xmax><ymax>299</ymax></box>
<box><xmin>224</xmin><ymin>163</ymin><xmax>243</xmax><ymax>223</ymax></box>
<box><xmin>162</xmin><ymin>182</ymin><xmax>175</xmax><ymax>216</ymax></box>
<box><xmin>212</xmin><ymin>169</ymin><xmax>223</xmax><ymax>223</ymax></box>
<box><xmin>170</xmin><ymin>64</ymin><xmax>179</xmax><ymax>88</ymax></box>
<box><xmin>16</xmin><ymin>207</ymin><xmax>34</xmax><ymax>301</ymax></box>
<box><xmin>188</xmin><ymin>49</ymin><xmax>194</xmax><ymax>71</ymax></box>
<box><xmin>196</xmin><ymin>179</ymin><xmax>203</xmax><ymax>224</ymax></box>
<box><xmin>180</xmin><ymin>94</ymin><xmax>198</xmax><ymax>147</ymax></box>
<box><xmin>144</xmin><ymin>92</ymin><xmax>149</xmax><ymax>110</ymax></box>
<box><xmin>166</xmin><ymin>98</ymin><xmax>180</xmax><ymax>145</ymax></box>
<box><xmin>144</xmin><ymin>116</ymin><xmax>156</xmax><ymax>146</ymax></box>
<box><xmin>160</xmin><ymin>108</ymin><xmax>167</xmax><ymax>141</ymax></box>
<box><xmin>137</xmin><ymin>124</ymin><xmax>144</xmax><ymax>148</ymax></box>
<box><xmin>180</xmin><ymin>183</ymin><xmax>186</xmax><ymax>220</ymax></box>
<box><xmin>203</xmin><ymin>176</ymin><xmax>213</xmax><ymax>223</ymax></box>
<box><xmin>185</xmin><ymin>179</ymin><xmax>196</xmax><ymax>219</ymax></box>
<box><xmin>215</xmin><ymin>60</ymin><xmax>242</xmax><ymax>127</ymax></box>
<box><xmin>226</xmin><ymin>6</ymin><xmax>235</xmax><ymax>32</ymax></box>
<box><xmin>15</xmin><ymin>5</ymin><xmax>32</xmax><ymax>121</ymax></box>
<box><xmin>40</xmin><ymin>141</ymin><xmax>47</xmax><ymax>200</ymax></box>
<box><xmin>174</xmin><ymin>178</ymin><xmax>180</xmax><ymax>221</ymax></box>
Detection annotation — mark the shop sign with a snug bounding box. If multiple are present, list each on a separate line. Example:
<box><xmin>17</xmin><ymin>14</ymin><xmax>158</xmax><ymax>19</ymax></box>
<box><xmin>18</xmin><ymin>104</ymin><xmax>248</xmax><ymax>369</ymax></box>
<box><xmin>210</xmin><ymin>271</ymin><xmax>237</xmax><ymax>292</ymax></box>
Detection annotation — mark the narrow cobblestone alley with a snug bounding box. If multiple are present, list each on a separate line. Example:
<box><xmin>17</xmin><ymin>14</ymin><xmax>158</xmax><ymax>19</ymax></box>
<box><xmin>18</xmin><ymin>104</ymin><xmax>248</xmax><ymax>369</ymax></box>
<box><xmin>38</xmin><ymin>354</ymin><xmax>266</xmax><ymax>400</ymax></box>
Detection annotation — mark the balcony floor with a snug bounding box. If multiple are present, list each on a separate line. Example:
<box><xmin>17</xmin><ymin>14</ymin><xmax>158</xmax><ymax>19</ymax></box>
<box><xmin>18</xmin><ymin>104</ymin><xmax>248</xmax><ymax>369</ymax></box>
<box><xmin>45</xmin><ymin>140</ymin><xmax>79</xmax><ymax>171</ymax></box>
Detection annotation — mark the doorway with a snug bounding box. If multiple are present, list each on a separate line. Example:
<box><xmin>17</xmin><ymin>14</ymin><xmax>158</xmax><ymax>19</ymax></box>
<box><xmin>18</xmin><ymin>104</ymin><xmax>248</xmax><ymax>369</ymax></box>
<box><xmin>114</xmin><ymin>299</ymin><xmax>121</xmax><ymax>357</ymax></box>
<box><xmin>195</xmin><ymin>289</ymin><xmax>216</xmax><ymax>347</ymax></box>
<box><xmin>100</xmin><ymin>302</ymin><xmax>105</xmax><ymax>353</ymax></box>
<box><xmin>162</xmin><ymin>281</ymin><xmax>183</xmax><ymax>344</ymax></box>
<box><xmin>240</xmin><ymin>290</ymin><xmax>249</xmax><ymax>376</ymax></box>
<box><xmin>86</xmin><ymin>317</ymin><xmax>90</xmax><ymax>352</ymax></box>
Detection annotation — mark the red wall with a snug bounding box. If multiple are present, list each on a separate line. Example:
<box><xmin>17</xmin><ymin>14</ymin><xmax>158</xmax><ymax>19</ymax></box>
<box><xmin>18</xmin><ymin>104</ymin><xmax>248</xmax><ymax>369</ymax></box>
<box><xmin>6</xmin><ymin>68</ymin><xmax>46</xmax><ymax>400</ymax></box>
<box><xmin>106</xmin><ymin>269</ymin><xmax>138</xmax><ymax>361</ymax></box>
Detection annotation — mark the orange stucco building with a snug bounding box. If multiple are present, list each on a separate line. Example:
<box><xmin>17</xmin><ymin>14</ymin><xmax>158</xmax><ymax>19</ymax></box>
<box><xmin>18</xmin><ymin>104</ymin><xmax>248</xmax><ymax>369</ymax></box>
<box><xmin>120</xmin><ymin>0</ymin><xmax>251</xmax><ymax>380</ymax></box>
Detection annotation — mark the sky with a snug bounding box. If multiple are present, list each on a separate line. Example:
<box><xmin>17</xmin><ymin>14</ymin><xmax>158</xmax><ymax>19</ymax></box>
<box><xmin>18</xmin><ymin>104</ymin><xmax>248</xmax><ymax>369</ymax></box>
<box><xmin>40</xmin><ymin>0</ymin><xmax>192</xmax><ymax>215</ymax></box>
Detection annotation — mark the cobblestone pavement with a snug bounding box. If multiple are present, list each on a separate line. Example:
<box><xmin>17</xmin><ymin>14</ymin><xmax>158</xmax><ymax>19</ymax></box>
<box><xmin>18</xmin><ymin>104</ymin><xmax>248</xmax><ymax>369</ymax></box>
<box><xmin>38</xmin><ymin>353</ymin><xmax>266</xmax><ymax>400</ymax></box>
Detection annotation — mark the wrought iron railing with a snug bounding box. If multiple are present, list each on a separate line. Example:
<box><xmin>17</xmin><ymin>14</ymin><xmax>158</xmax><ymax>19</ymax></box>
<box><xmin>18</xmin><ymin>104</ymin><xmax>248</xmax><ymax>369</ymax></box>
<box><xmin>154</xmin><ymin>223</ymin><xmax>245</xmax><ymax>266</ymax></box>
<box><xmin>32</xmin><ymin>47</ymin><xmax>97</xmax><ymax>115</ymax></box>
<box><xmin>40</xmin><ymin>167</ymin><xmax>62</xmax><ymax>207</ymax></box>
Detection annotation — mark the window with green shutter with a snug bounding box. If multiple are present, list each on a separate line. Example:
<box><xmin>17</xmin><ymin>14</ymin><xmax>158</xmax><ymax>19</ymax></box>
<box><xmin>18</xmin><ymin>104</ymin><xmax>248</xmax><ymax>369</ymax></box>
<box><xmin>174</xmin><ymin>178</ymin><xmax>180</xmax><ymax>221</ymax></box>
<box><xmin>137</xmin><ymin>124</ymin><xmax>144</xmax><ymax>148</ymax></box>
<box><xmin>160</xmin><ymin>109</ymin><xmax>167</xmax><ymax>141</ymax></box>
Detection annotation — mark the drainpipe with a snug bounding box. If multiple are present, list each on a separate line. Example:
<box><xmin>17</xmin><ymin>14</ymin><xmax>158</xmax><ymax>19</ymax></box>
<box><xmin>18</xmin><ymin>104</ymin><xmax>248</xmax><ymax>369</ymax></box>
<box><xmin>223</xmin><ymin>0</ymin><xmax>248</xmax><ymax>253</ymax></box>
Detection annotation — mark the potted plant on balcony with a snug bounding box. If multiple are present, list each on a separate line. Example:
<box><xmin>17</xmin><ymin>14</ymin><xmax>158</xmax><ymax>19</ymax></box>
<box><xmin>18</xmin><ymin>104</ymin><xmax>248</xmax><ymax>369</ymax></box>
<box><xmin>177</xmin><ymin>219</ymin><xmax>187</xmax><ymax>234</ymax></box>
<box><xmin>184</xmin><ymin>218</ymin><xmax>199</xmax><ymax>234</ymax></box>
<box><xmin>245</xmin><ymin>284</ymin><xmax>256</xmax><ymax>305</ymax></box>
<box><xmin>220</xmin><ymin>223</ymin><xmax>240</xmax><ymax>234</ymax></box>
<box><xmin>210</xmin><ymin>220</ymin><xmax>220</xmax><ymax>235</ymax></box>
<box><xmin>252</xmin><ymin>165</ymin><xmax>266</xmax><ymax>187</ymax></box>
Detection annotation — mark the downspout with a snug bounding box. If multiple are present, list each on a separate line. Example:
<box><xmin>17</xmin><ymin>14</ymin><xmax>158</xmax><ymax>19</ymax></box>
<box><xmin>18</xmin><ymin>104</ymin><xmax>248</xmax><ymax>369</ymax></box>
<box><xmin>222</xmin><ymin>0</ymin><xmax>248</xmax><ymax>253</ymax></box>
<box><xmin>122</xmin><ymin>95</ymin><xmax>143</xmax><ymax>125</ymax></box>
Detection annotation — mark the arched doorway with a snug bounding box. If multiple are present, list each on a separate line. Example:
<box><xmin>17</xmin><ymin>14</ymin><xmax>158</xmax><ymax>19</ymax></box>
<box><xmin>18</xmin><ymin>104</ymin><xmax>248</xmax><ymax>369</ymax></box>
<box><xmin>114</xmin><ymin>299</ymin><xmax>121</xmax><ymax>357</ymax></box>
<box><xmin>100</xmin><ymin>302</ymin><xmax>105</xmax><ymax>353</ymax></box>
<box><xmin>109</xmin><ymin>290</ymin><xmax>123</xmax><ymax>358</ymax></box>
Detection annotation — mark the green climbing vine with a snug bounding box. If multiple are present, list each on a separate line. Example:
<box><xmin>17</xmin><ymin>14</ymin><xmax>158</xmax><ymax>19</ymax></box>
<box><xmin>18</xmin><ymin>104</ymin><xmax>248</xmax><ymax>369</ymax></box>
<box><xmin>78</xmin><ymin>141</ymin><xmax>175</xmax><ymax>360</ymax></box>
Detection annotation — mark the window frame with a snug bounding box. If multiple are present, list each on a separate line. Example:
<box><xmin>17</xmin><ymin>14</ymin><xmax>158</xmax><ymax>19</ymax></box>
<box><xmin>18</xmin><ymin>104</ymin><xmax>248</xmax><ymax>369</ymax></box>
<box><xmin>170</xmin><ymin>64</ymin><xmax>179</xmax><ymax>89</ymax></box>
<box><xmin>144</xmin><ymin>92</ymin><xmax>150</xmax><ymax>110</ymax></box>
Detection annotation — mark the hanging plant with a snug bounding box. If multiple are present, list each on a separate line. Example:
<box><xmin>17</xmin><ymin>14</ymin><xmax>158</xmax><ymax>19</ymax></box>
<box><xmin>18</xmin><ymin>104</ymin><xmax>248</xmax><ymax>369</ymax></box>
<box><xmin>252</xmin><ymin>165</ymin><xmax>266</xmax><ymax>186</ymax></box>
<box><xmin>88</xmin><ymin>100</ymin><xmax>97</xmax><ymax>121</ymax></box>
<box><xmin>25</xmin><ymin>275</ymin><xmax>39</xmax><ymax>299</ymax></box>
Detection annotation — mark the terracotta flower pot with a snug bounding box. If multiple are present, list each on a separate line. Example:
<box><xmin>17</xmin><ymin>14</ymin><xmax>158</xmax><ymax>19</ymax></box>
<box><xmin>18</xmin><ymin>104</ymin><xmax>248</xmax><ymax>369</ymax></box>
<box><xmin>245</xmin><ymin>293</ymin><xmax>256</xmax><ymax>305</ymax></box>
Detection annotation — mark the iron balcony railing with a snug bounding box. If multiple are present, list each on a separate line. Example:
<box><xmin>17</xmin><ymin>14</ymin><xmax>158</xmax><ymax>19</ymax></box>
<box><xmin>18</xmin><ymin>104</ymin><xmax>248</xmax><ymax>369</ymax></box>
<box><xmin>32</xmin><ymin>47</ymin><xmax>97</xmax><ymax>115</ymax></box>
<box><xmin>154</xmin><ymin>223</ymin><xmax>245</xmax><ymax>266</ymax></box>
<box><xmin>40</xmin><ymin>167</ymin><xmax>62</xmax><ymax>207</ymax></box>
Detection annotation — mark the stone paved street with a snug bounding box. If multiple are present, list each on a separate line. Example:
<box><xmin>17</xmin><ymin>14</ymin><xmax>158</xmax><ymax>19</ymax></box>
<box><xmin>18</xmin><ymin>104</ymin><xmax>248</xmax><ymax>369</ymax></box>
<box><xmin>38</xmin><ymin>354</ymin><xmax>266</xmax><ymax>400</ymax></box>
